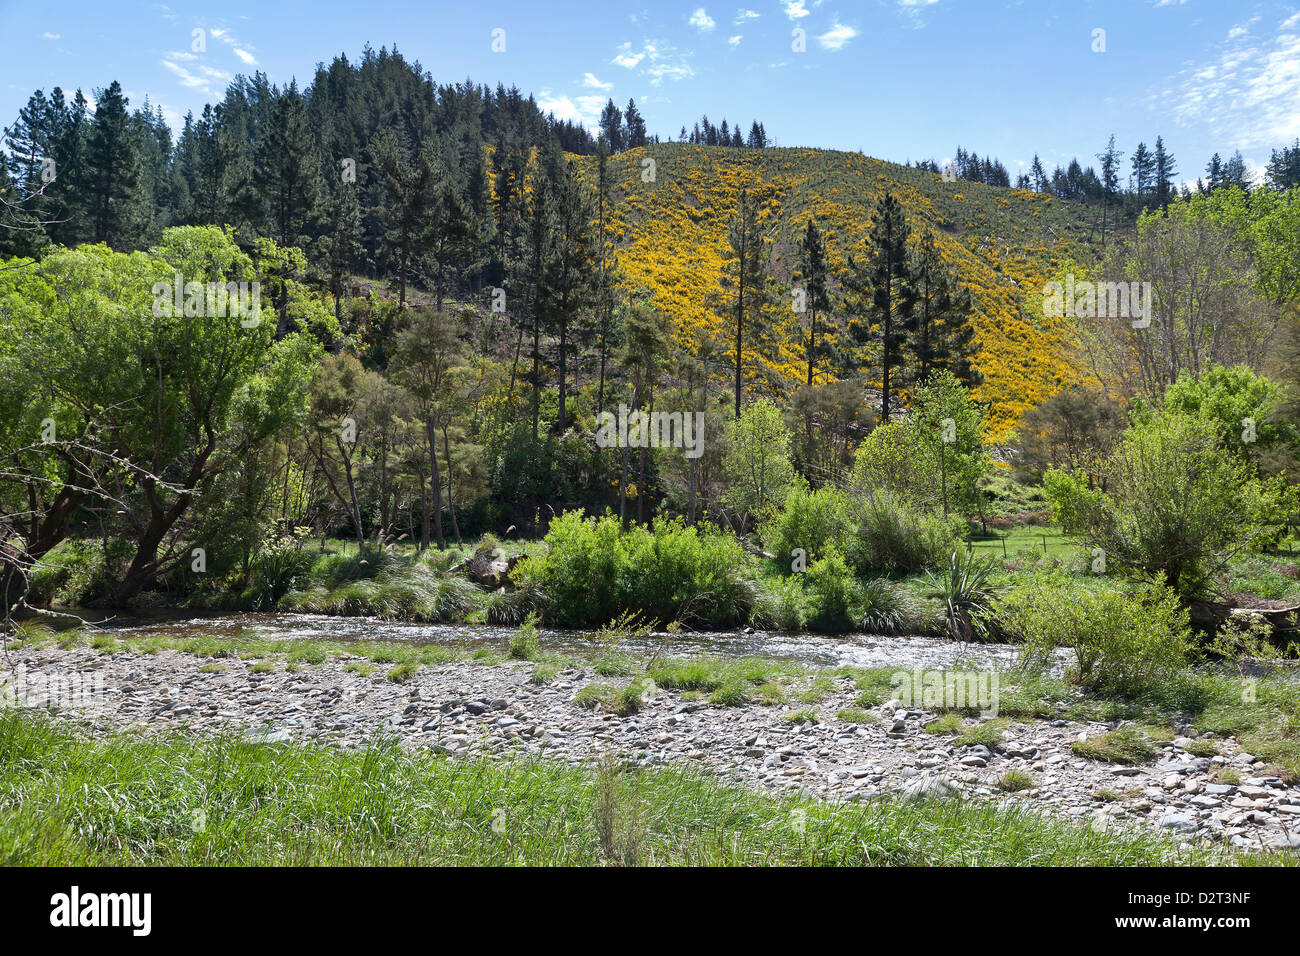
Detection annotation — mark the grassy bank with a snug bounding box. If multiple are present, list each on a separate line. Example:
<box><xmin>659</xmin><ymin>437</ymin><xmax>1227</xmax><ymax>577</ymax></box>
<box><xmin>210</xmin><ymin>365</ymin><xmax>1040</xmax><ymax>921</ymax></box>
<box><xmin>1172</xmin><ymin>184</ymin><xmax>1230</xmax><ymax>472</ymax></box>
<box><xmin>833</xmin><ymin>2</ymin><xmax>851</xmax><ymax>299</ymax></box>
<box><xmin>0</xmin><ymin>711</ymin><xmax>1270</xmax><ymax>867</ymax></box>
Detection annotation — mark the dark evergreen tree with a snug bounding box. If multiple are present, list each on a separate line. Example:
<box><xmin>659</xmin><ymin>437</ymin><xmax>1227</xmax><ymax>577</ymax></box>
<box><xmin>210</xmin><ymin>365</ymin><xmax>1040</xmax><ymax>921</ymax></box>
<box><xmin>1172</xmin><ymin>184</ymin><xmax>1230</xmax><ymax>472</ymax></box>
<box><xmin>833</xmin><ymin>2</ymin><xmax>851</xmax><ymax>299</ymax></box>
<box><xmin>599</xmin><ymin>99</ymin><xmax>624</xmax><ymax>152</ymax></box>
<box><xmin>623</xmin><ymin>99</ymin><xmax>647</xmax><ymax>149</ymax></box>
<box><xmin>796</xmin><ymin>218</ymin><xmax>832</xmax><ymax>386</ymax></box>
<box><xmin>847</xmin><ymin>191</ymin><xmax>913</xmax><ymax>424</ymax></box>
<box><xmin>908</xmin><ymin>229</ymin><xmax>981</xmax><ymax>390</ymax></box>
<box><xmin>84</xmin><ymin>81</ymin><xmax>142</xmax><ymax>247</ymax></box>
<box><xmin>723</xmin><ymin>186</ymin><xmax>769</xmax><ymax>417</ymax></box>
<box><xmin>1267</xmin><ymin>140</ymin><xmax>1300</xmax><ymax>191</ymax></box>
<box><xmin>1153</xmin><ymin>136</ymin><xmax>1176</xmax><ymax>210</ymax></box>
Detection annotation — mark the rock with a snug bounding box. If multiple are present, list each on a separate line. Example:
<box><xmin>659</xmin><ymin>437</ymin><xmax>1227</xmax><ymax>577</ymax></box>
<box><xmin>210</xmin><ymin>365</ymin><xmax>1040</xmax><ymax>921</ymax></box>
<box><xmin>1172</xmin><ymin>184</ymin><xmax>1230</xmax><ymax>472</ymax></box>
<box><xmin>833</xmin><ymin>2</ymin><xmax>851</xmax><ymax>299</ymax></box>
<box><xmin>1156</xmin><ymin>813</ymin><xmax>1198</xmax><ymax>832</ymax></box>
<box><xmin>900</xmin><ymin>772</ymin><xmax>956</xmax><ymax>801</ymax></box>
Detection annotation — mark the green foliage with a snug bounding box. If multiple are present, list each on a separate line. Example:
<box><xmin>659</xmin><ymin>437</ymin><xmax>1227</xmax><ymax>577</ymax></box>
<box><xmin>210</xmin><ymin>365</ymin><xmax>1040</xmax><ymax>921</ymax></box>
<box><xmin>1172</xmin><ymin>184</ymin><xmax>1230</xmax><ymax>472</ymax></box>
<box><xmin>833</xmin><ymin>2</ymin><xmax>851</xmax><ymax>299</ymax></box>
<box><xmin>761</xmin><ymin>482</ymin><xmax>851</xmax><ymax>569</ymax></box>
<box><xmin>845</xmin><ymin>491</ymin><xmax>967</xmax><ymax>575</ymax></box>
<box><xmin>0</xmin><ymin>709</ymin><xmax>1247</xmax><ymax>866</ymax></box>
<box><xmin>1071</xmin><ymin>725</ymin><xmax>1158</xmax><ymax>765</ymax></box>
<box><xmin>248</xmin><ymin>536</ymin><xmax>315</xmax><ymax>609</ymax></box>
<box><xmin>512</xmin><ymin>510</ymin><xmax>755</xmax><ymax>629</ymax></box>
<box><xmin>804</xmin><ymin>549</ymin><xmax>858</xmax><ymax>633</ymax></box>
<box><xmin>508</xmin><ymin>613</ymin><xmax>542</xmax><ymax>660</ymax></box>
<box><xmin>994</xmin><ymin>567</ymin><xmax>1191</xmax><ymax>697</ymax></box>
<box><xmin>923</xmin><ymin>550</ymin><xmax>1003</xmax><ymax>641</ymax></box>
<box><xmin>1163</xmin><ymin>364</ymin><xmax>1293</xmax><ymax>462</ymax></box>
<box><xmin>722</xmin><ymin>399</ymin><xmax>796</xmax><ymax>521</ymax></box>
<box><xmin>1046</xmin><ymin>411</ymin><xmax>1285</xmax><ymax>598</ymax></box>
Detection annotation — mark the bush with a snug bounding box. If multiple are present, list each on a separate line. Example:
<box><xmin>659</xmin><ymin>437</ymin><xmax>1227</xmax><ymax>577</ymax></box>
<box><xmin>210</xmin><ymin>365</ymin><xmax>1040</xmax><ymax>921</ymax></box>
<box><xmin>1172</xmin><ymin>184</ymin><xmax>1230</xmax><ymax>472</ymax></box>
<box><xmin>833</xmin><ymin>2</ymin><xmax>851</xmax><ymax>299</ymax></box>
<box><xmin>249</xmin><ymin>536</ymin><xmax>314</xmax><ymax>609</ymax></box>
<box><xmin>1045</xmin><ymin>411</ymin><xmax>1284</xmax><ymax>598</ymax></box>
<box><xmin>511</xmin><ymin>510</ymin><xmax>755</xmax><ymax>629</ymax></box>
<box><xmin>804</xmin><ymin>549</ymin><xmax>858</xmax><ymax>633</ymax></box>
<box><xmin>508</xmin><ymin>613</ymin><xmax>542</xmax><ymax>660</ymax></box>
<box><xmin>845</xmin><ymin>491</ymin><xmax>966</xmax><ymax>575</ymax></box>
<box><xmin>761</xmin><ymin>483</ymin><xmax>851</xmax><ymax>569</ymax></box>
<box><xmin>857</xmin><ymin>576</ymin><xmax>932</xmax><ymax>634</ymax></box>
<box><xmin>993</xmin><ymin>567</ymin><xmax>1191</xmax><ymax>697</ymax></box>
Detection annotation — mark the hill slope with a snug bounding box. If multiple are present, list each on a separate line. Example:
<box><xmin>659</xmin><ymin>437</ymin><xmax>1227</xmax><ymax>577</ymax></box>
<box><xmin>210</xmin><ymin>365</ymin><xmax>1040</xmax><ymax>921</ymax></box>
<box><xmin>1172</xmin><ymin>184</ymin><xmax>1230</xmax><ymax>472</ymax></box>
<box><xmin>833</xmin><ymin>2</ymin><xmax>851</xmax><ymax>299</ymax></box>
<box><xmin>576</xmin><ymin>144</ymin><xmax>1101</xmax><ymax>439</ymax></box>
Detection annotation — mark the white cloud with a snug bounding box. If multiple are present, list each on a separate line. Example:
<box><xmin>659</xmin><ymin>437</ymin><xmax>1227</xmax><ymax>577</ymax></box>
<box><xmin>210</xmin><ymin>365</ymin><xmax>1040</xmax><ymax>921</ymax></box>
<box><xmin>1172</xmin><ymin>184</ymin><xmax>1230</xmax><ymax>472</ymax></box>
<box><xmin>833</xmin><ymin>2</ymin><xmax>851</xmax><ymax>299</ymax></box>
<box><xmin>897</xmin><ymin>0</ymin><xmax>941</xmax><ymax>26</ymax></box>
<box><xmin>537</xmin><ymin>91</ymin><xmax>605</xmax><ymax>126</ymax></box>
<box><xmin>782</xmin><ymin>0</ymin><xmax>809</xmax><ymax>19</ymax></box>
<box><xmin>689</xmin><ymin>7</ymin><xmax>716</xmax><ymax>31</ymax></box>
<box><xmin>42</xmin><ymin>32</ymin><xmax>60</xmax><ymax>39</ymax></box>
<box><xmin>612</xmin><ymin>42</ymin><xmax>646</xmax><ymax>68</ymax></box>
<box><xmin>734</xmin><ymin>8</ymin><xmax>760</xmax><ymax>23</ymax></box>
<box><xmin>611</xmin><ymin>39</ymin><xmax>694</xmax><ymax>85</ymax></box>
<box><xmin>816</xmin><ymin>20</ymin><xmax>858</xmax><ymax>50</ymax></box>
<box><xmin>162</xmin><ymin>59</ymin><xmax>210</xmax><ymax>90</ymax></box>
<box><xmin>582</xmin><ymin>72</ymin><xmax>613</xmax><ymax>90</ymax></box>
<box><xmin>729</xmin><ymin>34</ymin><xmax>743</xmax><ymax>46</ymax></box>
<box><xmin>1166</xmin><ymin>12</ymin><xmax>1300</xmax><ymax>151</ymax></box>
<box><xmin>205</xmin><ymin>25</ymin><xmax>257</xmax><ymax>66</ymax></box>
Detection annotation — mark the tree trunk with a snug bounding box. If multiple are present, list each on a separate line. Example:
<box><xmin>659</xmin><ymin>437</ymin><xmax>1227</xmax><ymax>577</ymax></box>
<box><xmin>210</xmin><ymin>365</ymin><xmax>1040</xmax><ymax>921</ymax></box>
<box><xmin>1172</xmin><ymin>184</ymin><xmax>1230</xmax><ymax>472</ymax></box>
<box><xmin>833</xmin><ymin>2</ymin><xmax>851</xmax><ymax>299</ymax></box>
<box><xmin>442</xmin><ymin>423</ymin><xmax>462</xmax><ymax>546</ymax></box>
<box><xmin>426</xmin><ymin>418</ymin><xmax>445</xmax><ymax>550</ymax></box>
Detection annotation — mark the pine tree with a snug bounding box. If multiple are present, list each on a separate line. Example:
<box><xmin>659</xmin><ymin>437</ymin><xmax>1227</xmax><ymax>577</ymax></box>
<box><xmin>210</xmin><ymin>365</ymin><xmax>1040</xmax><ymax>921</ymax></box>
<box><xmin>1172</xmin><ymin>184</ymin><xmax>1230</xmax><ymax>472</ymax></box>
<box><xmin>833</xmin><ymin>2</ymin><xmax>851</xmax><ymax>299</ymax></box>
<box><xmin>1153</xmin><ymin>136</ymin><xmax>1176</xmax><ymax>210</ymax></box>
<box><xmin>1096</xmin><ymin>135</ymin><xmax>1123</xmax><ymax>247</ymax></box>
<box><xmin>541</xmin><ymin>147</ymin><xmax>594</xmax><ymax>433</ymax></box>
<box><xmin>1266</xmin><ymin>140</ymin><xmax>1300</xmax><ymax>190</ymax></box>
<box><xmin>1131</xmin><ymin>141</ymin><xmax>1154</xmax><ymax>197</ymax></box>
<box><xmin>1030</xmin><ymin>155</ymin><xmax>1047</xmax><ymax>193</ymax></box>
<box><xmin>371</xmin><ymin>129</ymin><xmax>438</xmax><ymax>308</ymax></box>
<box><xmin>599</xmin><ymin>99</ymin><xmax>624</xmax><ymax>152</ymax></box>
<box><xmin>318</xmin><ymin>179</ymin><xmax>365</xmax><ymax>327</ymax></box>
<box><xmin>847</xmin><ymin>191</ymin><xmax>913</xmax><ymax>423</ymax></box>
<box><xmin>1222</xmin><ymin>151</ymin><xmax>1250</xmax><ymax>191</ymax></box>
<box><xmin>796</xmin><ymin>218</ymin><xmax>832</xmax><ymax>386</ymax></box>
<box><xmin>908</xmin><ymin>229</ymin><xmax>981</xmax><ymax>390</ymax></box>
<box><xmin>419</xmin><ymin>150</ymin><xmax>472</xmax><ymax>313</ymax></box>
<box><xmin>258</xmin><ymin>82</ymin><xmax>324</xmax><ymax>250</ymax></box>
<box><xmin>84</xmin><ymin>81</ymin><xmax>143</xmax><ymax>247</ymax></box>
<box><xmin>623</xmin><ymin>99</ymin><xmax>647</xmax><ymax>149</ymax></box>
<box><xmin>1204</xmin><ymin>152</ymin><xmax>1225</xmax><ymax>192</ymax></box>
<box><xmin>723</xmin><ymin>187</ymin><xmax>769</xmax><ymax>417</ymax></box>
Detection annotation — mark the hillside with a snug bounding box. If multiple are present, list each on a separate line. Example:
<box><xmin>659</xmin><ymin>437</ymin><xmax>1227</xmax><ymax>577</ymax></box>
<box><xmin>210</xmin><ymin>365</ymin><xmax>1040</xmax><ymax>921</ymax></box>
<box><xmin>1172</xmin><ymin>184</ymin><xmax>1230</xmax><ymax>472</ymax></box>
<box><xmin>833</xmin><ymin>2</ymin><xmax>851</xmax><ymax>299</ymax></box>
<box><xmin>577</xmin><ymin>144</ymin><xmax>1104</xmax><ymax>439</ymax></box>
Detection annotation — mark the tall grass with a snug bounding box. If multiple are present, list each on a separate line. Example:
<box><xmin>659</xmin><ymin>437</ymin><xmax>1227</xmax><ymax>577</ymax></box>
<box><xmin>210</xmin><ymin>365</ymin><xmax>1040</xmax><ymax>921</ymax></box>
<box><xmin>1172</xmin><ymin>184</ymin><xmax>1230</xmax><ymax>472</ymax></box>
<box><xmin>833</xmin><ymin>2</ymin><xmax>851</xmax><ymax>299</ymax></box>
<box><xmin>0</xmin><ymin>711</ymin><xmax>1263</xmax><ymax>867</ymax></box>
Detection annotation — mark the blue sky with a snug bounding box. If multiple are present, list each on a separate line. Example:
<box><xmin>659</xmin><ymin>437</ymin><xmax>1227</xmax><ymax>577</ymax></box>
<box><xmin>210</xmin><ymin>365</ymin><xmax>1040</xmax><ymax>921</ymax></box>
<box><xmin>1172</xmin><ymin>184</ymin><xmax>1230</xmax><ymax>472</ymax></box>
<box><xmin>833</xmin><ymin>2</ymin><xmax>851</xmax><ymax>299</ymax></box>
<box><xmin>3</xmin><ymin>0</ymin><xmax>1299</xmax><ymax>185</ymax></box>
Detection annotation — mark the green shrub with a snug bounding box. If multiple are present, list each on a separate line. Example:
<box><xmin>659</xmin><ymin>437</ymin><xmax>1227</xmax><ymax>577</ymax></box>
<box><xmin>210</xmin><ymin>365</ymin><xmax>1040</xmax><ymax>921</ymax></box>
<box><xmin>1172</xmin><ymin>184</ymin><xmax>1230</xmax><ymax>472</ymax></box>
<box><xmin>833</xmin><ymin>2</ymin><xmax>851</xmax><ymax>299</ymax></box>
<box><xmin>994</xmin><ymin>567</ymin><xmax>1191</xmax><ymax>697</ymax></box>
<box><xmin>857</xmin><ymin>576</ymin><xmax>932</xmax><ymax>634</ymax></box>
<box><xmin>804</xmin><ymin>549</ymin><xmax>858</xmax><ymax>633</ymax></box>
<box><xmin>1045</xmin><ymin>410</ymin><xmax>1284</xmax><ymax>598</ymax></box>
<box><xmin>761</xmin><ymin>483</ymin><xmax>851</xmax><ymax>569</ymax></box>
<box><xmin>752</xmin><ymin>575</ymin><xmax>809</xmax><ymax>631</ymax></box>
<box><xmin>249</xmin><ymin>536</ymin><xmax>314</xmax><ymax>609</ymax></box>
<box><xmin>845</xmin><ymin>491</ymin><xmax>966</xmax><ymax>575</ymax></box>
<box><xmin>508</xmin><ymin>613</ymin><xmax>542</xmax><ymax>660</ymax></box>
<box><xmin>512</xmin><ymin>511</ymin><xmax>754</xmax><ymax>629</ymax></box>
